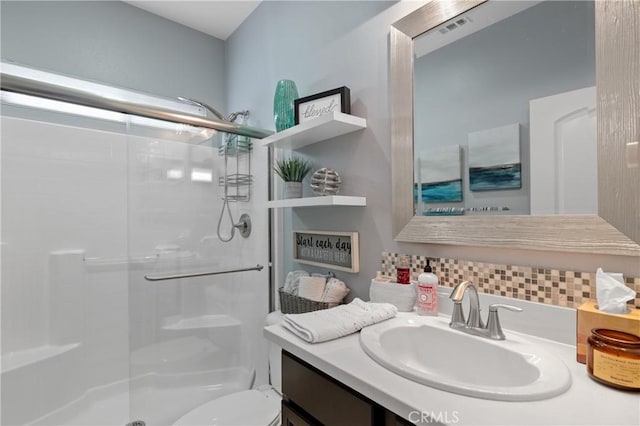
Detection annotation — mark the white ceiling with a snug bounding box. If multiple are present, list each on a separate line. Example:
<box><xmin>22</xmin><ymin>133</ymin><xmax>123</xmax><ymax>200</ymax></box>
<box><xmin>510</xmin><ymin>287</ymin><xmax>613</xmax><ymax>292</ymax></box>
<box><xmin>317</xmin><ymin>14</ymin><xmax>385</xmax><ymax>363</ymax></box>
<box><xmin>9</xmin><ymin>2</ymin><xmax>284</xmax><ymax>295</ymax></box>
<box><xmin>414</xmin><ymin>1</ymin><xmax>541</xmax><ymax>58</ymax></box>
<box><xmin>124</xmin><ymin>0</ymin><xmax>262</xmax><ymax>40</ymax></box>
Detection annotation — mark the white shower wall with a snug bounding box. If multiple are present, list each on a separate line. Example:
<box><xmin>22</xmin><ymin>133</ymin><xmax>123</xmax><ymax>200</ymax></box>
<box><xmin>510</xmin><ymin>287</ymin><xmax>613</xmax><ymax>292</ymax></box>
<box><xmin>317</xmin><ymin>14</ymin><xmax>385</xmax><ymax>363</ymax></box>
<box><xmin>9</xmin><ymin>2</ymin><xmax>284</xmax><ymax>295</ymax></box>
<box><xmin>1</xmin><ymin>109</ymin><xmax>269</xmax><ymax>425</ymax></box>
<box><xmin>1</xmin><ymin>116</ymin><xmax>130</xmax><ymax>424</ymax></box>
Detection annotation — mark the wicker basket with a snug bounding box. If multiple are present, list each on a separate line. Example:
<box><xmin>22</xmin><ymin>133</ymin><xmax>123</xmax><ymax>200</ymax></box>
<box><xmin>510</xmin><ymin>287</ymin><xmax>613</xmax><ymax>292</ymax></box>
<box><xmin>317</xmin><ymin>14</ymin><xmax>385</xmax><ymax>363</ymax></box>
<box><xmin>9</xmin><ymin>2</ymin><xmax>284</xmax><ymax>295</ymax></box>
<box><xmin>278</xmin><ymin>289</ymin><xmax>341</xmax><ymax>314</ymax></box>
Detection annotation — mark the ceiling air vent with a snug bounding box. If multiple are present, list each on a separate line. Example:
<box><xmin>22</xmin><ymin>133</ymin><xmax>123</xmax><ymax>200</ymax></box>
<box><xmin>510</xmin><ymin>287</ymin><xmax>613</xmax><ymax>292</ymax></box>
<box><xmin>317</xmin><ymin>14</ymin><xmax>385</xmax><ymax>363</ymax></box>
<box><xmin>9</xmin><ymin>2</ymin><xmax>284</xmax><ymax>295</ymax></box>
<box><xmin>438</xmin><ymin>16</ymin><xmax>472</xmax><ymax>34</ymax></box>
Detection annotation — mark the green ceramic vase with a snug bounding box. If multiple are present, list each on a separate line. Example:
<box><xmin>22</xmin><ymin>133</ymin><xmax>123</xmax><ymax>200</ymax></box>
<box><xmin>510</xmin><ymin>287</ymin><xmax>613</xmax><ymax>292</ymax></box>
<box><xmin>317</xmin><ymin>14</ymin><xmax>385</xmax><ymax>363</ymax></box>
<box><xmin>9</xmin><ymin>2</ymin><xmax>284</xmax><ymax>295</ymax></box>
<box><xmin>273</xmin><ymin>79</ymin><xmax>299</xmax><ymax>132</ymax></box>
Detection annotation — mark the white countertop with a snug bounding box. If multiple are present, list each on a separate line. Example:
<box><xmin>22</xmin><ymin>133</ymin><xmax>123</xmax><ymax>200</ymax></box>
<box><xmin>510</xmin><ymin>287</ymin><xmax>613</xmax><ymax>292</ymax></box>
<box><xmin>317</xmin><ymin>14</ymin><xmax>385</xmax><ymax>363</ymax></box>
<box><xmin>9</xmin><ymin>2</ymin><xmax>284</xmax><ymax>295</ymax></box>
<box><xmin>264</xmin><ymin>311</ymin><xmax>639</xmax><ymax>426</ymax></box>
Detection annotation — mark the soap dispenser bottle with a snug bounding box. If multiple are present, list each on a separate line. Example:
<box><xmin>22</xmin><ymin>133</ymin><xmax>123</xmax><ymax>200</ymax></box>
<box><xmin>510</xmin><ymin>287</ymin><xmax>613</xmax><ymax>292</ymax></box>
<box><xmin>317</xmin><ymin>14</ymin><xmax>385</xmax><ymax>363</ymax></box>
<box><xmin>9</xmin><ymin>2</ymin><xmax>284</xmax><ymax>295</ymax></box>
<box><xmin>417</xmin><ymin>259</ymin><xmax>439</xmax><ymax>315</ymax></box>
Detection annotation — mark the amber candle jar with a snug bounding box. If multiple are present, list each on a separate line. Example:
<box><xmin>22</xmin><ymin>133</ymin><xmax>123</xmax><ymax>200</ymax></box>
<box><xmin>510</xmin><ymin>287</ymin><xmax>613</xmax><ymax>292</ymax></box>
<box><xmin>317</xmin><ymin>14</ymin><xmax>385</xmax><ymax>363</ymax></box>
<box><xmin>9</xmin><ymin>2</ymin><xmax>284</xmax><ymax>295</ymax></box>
<box><xmin>586</xmin><ymin>328</ymin><xmax>640</xmax><ymax>391</ymax></box>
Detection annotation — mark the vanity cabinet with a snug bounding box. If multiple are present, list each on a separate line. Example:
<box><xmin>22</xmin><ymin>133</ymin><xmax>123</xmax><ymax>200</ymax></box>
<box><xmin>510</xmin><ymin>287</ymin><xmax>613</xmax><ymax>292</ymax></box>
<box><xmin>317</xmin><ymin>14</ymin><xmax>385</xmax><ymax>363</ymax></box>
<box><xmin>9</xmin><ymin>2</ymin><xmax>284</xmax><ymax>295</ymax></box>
<box><xmin>260</xmin><ymin>111</ymin><xmax>368</xmax><ymax>208</ymax></box>
<box><xmin>282</xmin><ymin>351</ymin><xmax>413</xmax><ymax>426</ymax></box>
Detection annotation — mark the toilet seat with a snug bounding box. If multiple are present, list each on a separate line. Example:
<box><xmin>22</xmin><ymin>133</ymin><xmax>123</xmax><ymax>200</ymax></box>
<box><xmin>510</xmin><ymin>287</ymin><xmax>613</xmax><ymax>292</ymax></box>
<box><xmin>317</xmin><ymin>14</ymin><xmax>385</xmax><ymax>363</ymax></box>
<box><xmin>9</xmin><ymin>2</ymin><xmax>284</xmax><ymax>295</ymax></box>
<box><xmin>173</xmin><ymin>389</ymin><xmax>281</xmax><ymax>426</ymax></box>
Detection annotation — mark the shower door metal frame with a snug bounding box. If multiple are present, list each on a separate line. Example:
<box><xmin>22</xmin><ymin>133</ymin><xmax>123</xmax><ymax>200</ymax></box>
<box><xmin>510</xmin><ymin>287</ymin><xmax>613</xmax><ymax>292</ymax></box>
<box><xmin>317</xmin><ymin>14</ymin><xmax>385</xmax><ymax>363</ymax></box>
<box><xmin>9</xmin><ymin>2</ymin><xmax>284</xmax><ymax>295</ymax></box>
<box><xmin>0</xmin><ymin>62</ymin><xmax>273</xmax><ymax>139</ymax></box>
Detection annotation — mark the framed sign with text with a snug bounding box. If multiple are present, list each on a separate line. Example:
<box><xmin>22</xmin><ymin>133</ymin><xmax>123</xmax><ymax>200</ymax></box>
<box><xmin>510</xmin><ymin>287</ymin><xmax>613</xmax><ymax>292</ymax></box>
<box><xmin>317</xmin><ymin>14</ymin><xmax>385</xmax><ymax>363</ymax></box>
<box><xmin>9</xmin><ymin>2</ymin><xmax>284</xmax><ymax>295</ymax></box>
<box><xmin>293</xmin><ymin>230</ymin><xmax>359</xmax><ymax>273</ymax></box>
<box><xmin>294</xmin><ymin>86</ymin><xmax>351</xmax><ymax>125</ymax></box>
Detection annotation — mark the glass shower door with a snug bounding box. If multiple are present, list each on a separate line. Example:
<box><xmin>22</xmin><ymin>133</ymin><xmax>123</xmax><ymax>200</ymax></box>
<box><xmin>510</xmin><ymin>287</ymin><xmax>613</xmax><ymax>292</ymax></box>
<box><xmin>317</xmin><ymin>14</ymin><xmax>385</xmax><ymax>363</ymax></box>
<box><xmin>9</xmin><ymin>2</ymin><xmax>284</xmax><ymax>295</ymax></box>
<box><xmin>125</xmin><ymin>121</ymin><xmax>269</xmax><ymax>426</ymax></box>
<box><xmin>1</xmin><ymin>69</ymin><xmax>270</xmax><ymax>425</ymax></box>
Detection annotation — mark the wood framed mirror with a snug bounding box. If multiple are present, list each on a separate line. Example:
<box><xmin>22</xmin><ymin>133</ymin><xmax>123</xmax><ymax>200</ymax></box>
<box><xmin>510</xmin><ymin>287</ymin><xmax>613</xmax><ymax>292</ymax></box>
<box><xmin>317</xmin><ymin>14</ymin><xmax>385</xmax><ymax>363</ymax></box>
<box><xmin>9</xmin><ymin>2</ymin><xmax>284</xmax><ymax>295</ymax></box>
<box><xmin>390</xmin><ymin>0</ymin><xmax>640</xmax><ymax>256</ymax></box>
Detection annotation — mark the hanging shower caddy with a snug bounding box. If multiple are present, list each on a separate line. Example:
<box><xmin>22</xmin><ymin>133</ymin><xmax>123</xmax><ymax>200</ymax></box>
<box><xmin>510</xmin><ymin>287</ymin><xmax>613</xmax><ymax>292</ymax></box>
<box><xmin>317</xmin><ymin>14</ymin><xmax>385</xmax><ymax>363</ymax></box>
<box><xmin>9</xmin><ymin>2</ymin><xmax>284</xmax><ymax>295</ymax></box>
<box><xmin>216</xmin><ymin>111</ymin><xmax>253</xmax><ymax>241</ymax></box>
<box><xmin>176</xmin><ymin>96</ymin><xmax>255</xmax><ymax>241</ymax></box>
<box><xmin>218</xmin><ymin>131</ymin><xmax>253</xmax><ymax>202</ymax></box>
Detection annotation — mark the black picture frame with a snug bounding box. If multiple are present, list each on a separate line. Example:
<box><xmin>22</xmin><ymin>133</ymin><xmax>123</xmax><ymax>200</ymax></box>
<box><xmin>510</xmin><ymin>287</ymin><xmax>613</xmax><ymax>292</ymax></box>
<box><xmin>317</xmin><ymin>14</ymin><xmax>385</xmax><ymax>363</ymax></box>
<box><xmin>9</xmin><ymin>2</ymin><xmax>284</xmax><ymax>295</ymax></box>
<box><xmin>294</xmin><ymin>86</ymin><xmax>351</xmax><ymax>125</ymax></box>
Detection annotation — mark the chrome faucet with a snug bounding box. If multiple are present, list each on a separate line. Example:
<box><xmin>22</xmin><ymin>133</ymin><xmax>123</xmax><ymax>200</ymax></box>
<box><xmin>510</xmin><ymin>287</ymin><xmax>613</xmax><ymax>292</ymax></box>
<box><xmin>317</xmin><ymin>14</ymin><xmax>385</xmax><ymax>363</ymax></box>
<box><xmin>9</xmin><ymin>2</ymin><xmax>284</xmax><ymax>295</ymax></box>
<box><xmin>449</xmin><ymin>281</ymin><xmax>522</xmax><ymax>340</ymax></box>
<box><xmin>450</xmin><ymin>280</ymin><xmax>484</xmax><ymax>329</ymax></box>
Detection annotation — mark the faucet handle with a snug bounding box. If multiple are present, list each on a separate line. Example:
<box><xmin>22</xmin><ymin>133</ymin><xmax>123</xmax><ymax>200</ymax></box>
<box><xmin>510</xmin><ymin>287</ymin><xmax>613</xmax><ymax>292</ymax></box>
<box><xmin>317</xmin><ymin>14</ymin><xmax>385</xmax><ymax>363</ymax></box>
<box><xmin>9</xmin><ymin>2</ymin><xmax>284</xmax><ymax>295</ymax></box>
<box><xmin>489</xmin><ymin>304</ymin><xmax>523</xmax><ymax>313</ymax></box>
<box><xmin>487</xmin><ymin>304</ymin><xmax>523</xmax><ymax>340</ymax></box>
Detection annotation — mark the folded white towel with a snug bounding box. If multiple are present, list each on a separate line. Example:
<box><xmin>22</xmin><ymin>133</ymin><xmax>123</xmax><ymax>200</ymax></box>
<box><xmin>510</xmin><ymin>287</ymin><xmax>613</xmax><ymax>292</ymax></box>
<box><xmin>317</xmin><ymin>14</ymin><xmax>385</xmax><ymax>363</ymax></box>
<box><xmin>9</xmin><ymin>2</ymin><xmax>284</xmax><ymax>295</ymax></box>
<box><xmin>321</xmin><ymin>278</ymin><xmax>350</xmax><ymax>303</ymax></box>
<box><xmin>282</xmin><ymin>298</ymin><xmax>398</xmax><ymax>343</ymax></box>
<box><xmin>283</xmin><ymin>270</ymin><xmax>309</xmax><ymax>295</ymax></box>
<box><xmin>297</xmin><ymin>276</ymin><xmax>326</xmax><ymax>302</ymax></box>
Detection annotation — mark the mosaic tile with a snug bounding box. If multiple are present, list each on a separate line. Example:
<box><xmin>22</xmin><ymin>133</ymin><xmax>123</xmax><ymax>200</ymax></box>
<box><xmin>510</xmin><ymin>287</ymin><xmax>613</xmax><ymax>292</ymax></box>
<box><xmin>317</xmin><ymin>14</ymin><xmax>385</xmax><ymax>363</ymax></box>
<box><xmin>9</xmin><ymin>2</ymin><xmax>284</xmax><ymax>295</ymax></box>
<box><xmin>380</xmin><ymin>252</ymin><xmax>640</xmax><ymax>309</ymax></box>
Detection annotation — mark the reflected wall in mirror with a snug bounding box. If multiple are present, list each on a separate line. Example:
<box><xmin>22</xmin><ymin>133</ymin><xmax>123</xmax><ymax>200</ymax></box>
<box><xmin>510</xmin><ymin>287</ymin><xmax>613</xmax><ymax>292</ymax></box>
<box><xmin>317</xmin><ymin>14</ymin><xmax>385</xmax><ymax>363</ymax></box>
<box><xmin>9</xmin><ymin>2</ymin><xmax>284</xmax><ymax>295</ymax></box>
<box><xmin>413</xmin><ymin>1</ymin><xmax>595</xmax><ymax>217</ymax></box>
<box><xmin>390</xmin><ymin>0</ymin><xmax>640</xmax><ymax>255</ymax></box>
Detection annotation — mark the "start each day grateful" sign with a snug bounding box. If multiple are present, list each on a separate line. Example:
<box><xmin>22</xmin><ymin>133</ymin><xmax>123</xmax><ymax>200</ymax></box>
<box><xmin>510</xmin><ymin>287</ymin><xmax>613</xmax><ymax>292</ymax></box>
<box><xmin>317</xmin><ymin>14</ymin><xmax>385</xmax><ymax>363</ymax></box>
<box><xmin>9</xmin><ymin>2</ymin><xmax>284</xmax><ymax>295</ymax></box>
<box><xmin>293</xmin><ymin>230</ymin><xmax>359</xmax><ymax>273</ymax></box>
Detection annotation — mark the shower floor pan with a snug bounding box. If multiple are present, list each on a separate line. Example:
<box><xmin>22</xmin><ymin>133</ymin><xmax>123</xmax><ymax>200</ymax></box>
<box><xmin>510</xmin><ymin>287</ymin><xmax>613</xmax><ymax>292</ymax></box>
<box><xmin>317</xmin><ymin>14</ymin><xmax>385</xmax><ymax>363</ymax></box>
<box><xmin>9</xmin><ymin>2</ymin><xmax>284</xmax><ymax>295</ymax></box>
<box><xmin>25</xmin><ymin>367</ymin><xmax>253</xmax><ymax>426</ymax></box>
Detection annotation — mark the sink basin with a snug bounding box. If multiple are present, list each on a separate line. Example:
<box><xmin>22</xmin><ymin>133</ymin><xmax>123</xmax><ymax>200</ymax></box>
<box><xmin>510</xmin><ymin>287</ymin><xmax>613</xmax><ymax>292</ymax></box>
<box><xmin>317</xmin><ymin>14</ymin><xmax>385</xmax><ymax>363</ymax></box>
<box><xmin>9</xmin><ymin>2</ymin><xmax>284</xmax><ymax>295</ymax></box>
<box><xmin>360</xmin><ymin>316</ymin><xmax>571</xmax><ymax>401</ymax></box>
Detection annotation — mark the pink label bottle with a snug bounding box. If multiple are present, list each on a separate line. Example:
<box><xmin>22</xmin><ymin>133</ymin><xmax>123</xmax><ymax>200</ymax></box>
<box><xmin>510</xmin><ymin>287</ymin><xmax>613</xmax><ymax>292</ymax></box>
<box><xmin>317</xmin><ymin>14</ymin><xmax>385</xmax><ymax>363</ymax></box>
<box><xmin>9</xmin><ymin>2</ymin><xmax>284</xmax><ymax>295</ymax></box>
<box><xmin>417</xmin><ymin>259</ymin><xmax>439</xmax><ymax>315</ymax></box>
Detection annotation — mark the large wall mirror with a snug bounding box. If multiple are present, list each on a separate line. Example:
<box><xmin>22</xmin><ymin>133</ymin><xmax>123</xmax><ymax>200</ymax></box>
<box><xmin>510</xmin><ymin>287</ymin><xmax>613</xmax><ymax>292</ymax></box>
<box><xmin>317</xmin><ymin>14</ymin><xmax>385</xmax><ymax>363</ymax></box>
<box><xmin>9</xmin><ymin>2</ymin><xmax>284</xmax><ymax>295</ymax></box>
<box><xmin>390</xmin><ymin>0</ymin><xmax>640</xmax><ymax>256</ymax></box>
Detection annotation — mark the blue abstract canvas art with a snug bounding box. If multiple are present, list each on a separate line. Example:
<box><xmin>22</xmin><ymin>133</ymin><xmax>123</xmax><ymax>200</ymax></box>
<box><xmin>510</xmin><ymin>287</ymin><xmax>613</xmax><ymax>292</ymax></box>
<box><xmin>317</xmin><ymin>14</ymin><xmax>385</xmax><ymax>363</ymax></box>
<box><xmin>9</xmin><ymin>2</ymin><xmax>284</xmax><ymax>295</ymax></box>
<box><xmin>468</xmin><ymin>124</ymin><xmax>521</xmax><ymax>191</ymax></box>
<box><xmin>421</xmin><ymin>180</ymin><xmax>463</xmax><ymax>202</ymax></box>
<box><xmin>415</xmin><ymin>145</ymin><xmax>463</xmax><ymax>203</ymax></box>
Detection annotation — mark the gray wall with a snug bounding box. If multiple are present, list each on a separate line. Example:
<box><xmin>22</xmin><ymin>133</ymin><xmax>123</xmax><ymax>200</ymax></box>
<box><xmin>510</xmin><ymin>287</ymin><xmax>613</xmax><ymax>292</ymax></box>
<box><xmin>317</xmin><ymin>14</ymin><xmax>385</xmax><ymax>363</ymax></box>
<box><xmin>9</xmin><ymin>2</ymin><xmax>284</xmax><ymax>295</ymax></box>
<box><xmin>227</xmin><ymin>1</ymin><xmax>400</xmax><ymax>300</ymax></box>
<box><xmin>1</xmin><ymin>0</ymin><xmax>227</xmax><ymax>109</ymax></box>
<box><xmin>414</xmin><ymin>1</ymin><xmax>595</xmax><ymax>215</ymax></box>
<box><xmin>227</xmin><ymin>0</ymin><xmax>637</xmax><ymax>301</ymax></box>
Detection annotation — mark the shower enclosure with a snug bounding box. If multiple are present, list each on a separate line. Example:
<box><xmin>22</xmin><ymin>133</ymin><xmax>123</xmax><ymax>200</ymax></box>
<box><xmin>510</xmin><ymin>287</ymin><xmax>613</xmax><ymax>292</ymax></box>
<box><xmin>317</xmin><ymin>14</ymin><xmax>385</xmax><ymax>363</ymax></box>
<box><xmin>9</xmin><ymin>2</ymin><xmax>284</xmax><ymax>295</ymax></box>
<box><xmin>0</xmin><ymin>63</ymin><xmax>272</xmax><ymax>425</ymax></box>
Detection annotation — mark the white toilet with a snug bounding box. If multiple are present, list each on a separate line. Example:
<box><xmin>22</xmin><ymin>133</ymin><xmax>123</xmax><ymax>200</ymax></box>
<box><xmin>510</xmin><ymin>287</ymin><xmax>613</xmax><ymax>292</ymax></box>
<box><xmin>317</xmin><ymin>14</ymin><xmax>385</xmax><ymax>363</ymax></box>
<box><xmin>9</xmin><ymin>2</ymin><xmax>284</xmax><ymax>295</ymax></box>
<box><xmin>173</xmin><ymin>312</ymin><xmax>283</xmax><ymax>426</ymax></box>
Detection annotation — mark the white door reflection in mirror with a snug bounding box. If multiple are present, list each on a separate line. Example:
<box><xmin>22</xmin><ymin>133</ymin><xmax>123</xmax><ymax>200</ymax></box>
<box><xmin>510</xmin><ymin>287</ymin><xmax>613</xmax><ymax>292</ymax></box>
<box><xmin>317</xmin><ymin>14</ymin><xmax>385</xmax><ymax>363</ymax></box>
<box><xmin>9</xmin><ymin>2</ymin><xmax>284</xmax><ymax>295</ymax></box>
<box><xmin>530</xmin><ymin>86</ymin><xmax>596</xmax><ymax>214</ymax></box>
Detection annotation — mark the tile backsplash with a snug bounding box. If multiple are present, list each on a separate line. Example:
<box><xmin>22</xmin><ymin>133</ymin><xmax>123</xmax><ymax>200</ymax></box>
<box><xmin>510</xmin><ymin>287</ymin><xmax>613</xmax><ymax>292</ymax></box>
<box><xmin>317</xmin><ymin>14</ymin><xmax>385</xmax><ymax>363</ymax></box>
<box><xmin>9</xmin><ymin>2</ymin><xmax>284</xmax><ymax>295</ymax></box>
<box><xmin>381</xmin><ymin>252</ymin><xmax>640</xmax><ymax>309</ymax></box>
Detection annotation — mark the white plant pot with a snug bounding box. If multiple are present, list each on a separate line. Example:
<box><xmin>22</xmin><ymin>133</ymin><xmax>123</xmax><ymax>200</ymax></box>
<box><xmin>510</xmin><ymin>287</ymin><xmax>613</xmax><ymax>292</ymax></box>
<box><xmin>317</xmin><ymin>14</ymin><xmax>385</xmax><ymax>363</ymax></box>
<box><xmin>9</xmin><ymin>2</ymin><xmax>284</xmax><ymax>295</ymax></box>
<box><xmin>284</xmin><ymin>182</ymin><xmax>303</xmax><ymax>199</ymax></box>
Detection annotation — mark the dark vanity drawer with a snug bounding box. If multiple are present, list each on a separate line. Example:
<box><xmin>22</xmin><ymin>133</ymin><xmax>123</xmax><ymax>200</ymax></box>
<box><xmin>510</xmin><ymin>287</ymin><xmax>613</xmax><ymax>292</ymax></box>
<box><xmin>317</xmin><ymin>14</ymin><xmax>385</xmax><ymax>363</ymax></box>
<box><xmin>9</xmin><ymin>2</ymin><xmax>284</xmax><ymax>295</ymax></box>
<box><xmin>282</xmin><ymin>400</ymin><xmax>317</xmax><ymax>426</ymax></box>
<box><xmin>282</xmin><ymin>351</ymin><xmax>375</xmax><ymax>426</ymax></box>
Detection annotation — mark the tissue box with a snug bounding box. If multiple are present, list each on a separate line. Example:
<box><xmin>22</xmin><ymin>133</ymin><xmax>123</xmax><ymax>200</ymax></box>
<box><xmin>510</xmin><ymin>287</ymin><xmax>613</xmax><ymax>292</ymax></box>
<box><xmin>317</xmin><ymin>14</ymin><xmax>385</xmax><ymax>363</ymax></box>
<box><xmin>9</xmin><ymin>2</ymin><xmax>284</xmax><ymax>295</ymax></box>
<box><xmin>576</xmin><ymin>301</ymin><xmax>640</xmax><ymax>364</ymax></box>
<box><xmin>370</xmin><ymin>279</ymin><xmax>416</xmax><ymax>312</ymax></box>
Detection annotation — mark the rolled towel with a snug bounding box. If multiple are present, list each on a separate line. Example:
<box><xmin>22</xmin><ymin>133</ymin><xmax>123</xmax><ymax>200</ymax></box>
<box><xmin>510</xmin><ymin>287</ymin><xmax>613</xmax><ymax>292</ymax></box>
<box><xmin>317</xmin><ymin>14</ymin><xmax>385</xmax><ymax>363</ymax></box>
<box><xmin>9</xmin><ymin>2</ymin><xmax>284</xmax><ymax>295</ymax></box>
<box><xmin>282</xmin><ymin>298</ymin><xmax>398</xmax><ymax>343</ymax></box>
<box><xmin>283</xmin><ymin>270</ymin><xmax>309</xmax><ymax>295</ymax></box>
<box><xmin>321</xmin><ymin>278</ymin><xmax>350</xmax><ymax>303</ymax></box>
<box><xmin>297</xmin><ymin>276</ymin><xmax>327</xmax><ymax>302</ymax></box>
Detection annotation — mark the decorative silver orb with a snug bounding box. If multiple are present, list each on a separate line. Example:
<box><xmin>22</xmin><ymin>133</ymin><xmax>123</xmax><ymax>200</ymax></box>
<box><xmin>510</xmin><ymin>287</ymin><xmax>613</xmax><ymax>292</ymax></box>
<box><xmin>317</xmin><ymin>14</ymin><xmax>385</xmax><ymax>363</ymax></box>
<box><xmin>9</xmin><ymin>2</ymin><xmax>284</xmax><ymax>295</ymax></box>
<box><xmin>310</xmin><ymin>168</ymin><xmax>341</xmax><ymax>196</ymax></box>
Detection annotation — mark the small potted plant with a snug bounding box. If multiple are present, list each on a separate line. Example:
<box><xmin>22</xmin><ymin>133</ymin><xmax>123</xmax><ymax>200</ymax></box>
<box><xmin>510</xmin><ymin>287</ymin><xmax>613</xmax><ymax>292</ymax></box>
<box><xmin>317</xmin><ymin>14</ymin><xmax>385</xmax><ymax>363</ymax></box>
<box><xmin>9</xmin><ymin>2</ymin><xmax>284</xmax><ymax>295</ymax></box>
<box><xmin>274</xmin><ymin>157</ymin><xmax>312</xmax><ymax>199</ymax></box>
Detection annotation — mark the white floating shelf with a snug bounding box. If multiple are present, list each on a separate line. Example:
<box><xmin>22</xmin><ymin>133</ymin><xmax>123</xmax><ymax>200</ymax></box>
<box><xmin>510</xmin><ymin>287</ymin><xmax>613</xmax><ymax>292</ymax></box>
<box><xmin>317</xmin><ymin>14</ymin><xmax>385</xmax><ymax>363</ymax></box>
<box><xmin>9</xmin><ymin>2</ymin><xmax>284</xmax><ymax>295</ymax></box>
<box><xmin>267</xmin><ymin>195</ymin><xmax>366</xmax><ymax>208</ymax></box>
<box><xmin>259</xmin><ymin>111</ymin><xmax>366</xmax><ymax>150</ymax></box>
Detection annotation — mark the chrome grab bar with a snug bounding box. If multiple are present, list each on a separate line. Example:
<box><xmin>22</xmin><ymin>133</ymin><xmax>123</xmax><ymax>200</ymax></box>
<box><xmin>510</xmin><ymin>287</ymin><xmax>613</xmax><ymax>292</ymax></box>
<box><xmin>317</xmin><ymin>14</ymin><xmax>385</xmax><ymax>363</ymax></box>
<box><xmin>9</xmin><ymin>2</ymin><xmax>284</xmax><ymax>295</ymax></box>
<box><xmin>144</xmin><ymin>264</ymin><xmax>264</xmax><ymax>281</ymax></box>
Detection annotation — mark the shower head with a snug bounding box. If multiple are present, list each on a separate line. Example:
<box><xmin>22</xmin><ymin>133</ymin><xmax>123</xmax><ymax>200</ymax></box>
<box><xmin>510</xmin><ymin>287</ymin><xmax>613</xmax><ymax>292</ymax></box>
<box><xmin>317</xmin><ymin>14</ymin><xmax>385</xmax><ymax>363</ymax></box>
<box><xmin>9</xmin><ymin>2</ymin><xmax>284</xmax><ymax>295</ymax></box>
<box><xmin>177</xmin><ymin>97</ymin><xmax>249</xmax><ymax>124</ymax></box>
<box><xmin>177</xmin><ymin>96</ymin><xmax>226</xmax><ymax>121</ymax></box>
<box><xmin>226</xmin><ymin>110</ymin><xmax>250</xmax><ymax>123</ymax></box>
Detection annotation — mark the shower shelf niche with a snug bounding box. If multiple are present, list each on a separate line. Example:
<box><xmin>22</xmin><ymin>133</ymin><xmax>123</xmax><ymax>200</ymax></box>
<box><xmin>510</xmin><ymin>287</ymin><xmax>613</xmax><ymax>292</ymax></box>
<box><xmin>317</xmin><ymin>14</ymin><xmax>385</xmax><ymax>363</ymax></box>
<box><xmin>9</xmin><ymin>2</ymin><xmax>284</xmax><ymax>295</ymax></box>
<box><xmin>161</xmin><ymin>314</ymin><xmax>243</xmax><ymax>331</ymax></box>
<box><xmin>1</xmin><ymin>343</ymin><xmax>81</xmax><ymax>374</ymax></box>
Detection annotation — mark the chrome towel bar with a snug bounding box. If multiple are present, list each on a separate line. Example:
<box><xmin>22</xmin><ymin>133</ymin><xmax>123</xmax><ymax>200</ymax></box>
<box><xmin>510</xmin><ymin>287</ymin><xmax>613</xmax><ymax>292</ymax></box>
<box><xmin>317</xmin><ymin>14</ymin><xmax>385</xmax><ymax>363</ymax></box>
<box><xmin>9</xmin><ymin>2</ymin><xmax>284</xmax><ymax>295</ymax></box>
<box><xmin>144</xmin><ymin>264</ymin><xmax>264</xmax><ymax>281</ymax></box>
